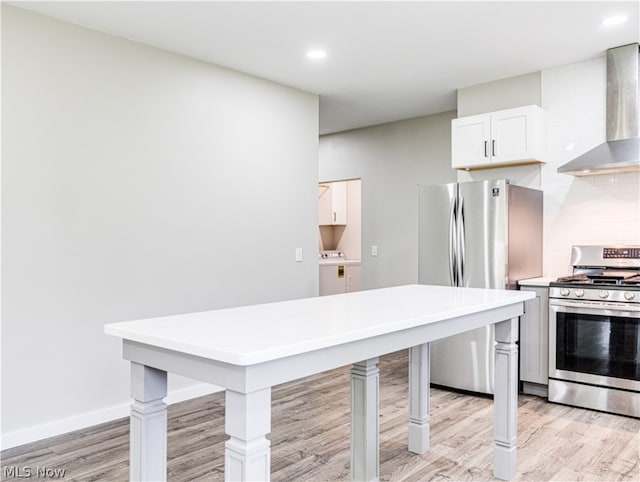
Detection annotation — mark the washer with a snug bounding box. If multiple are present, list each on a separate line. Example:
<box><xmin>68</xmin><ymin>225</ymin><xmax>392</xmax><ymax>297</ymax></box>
<box><xmin>319</xmin><ymin>251</ymin><xmax>361</xmax><ymax>296</ymax></box>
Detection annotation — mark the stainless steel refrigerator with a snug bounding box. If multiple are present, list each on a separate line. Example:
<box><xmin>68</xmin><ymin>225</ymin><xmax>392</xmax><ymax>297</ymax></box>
<box><xmin>418</xmin><ymin>179</ymin><xmax>542</xmax><ymax>394</ymax></box>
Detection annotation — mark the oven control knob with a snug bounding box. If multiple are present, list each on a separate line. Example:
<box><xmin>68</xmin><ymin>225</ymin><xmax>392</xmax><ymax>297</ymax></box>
<box><xmin>575</xmin><ymin>289</ymin><xmax>585</xmax><ymax>298</ymax></box>
<box><xmin>624</xmin><ymin>291</ymin><xmax>636</xmax><ymax>301</ymax></box>
<box><xmin>598</xmin><ymin>290</ymin><xmax>609</xmax><ymax>299</ymax></box>
<box><xmin>560</xmin><ymin>288</ymin><xmax>570</xmax><ymax>297</ymax></box>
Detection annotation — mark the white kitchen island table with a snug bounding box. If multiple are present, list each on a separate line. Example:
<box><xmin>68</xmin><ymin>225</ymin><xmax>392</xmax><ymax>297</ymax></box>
<box><xmin>105</xmin><ymin>284</ymin><xmax>533</xmax><ymax>481</ymax></box>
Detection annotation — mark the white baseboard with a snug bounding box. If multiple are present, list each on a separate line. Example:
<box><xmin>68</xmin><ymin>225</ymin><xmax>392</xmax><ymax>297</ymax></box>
<box><xmin>1</xmin><ymin>383</ymin><xmax>222</xmax><ymax>451</ymax></box>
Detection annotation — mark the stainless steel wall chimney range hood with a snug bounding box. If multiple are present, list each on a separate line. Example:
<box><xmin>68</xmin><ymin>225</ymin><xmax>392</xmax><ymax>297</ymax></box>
<box><xmin>558</xmin><ymin>43</ymin><xmax>640</xmax><ymax>176</ymax></box>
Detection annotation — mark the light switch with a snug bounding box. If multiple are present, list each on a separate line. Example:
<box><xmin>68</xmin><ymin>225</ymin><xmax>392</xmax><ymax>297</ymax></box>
<box><xmin>295</xmin><ymin>248</ymin><xmax>303</xmax><ymax>262</ymax></box>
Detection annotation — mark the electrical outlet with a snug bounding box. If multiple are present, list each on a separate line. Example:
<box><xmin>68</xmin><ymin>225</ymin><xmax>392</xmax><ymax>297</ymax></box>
<box><xmin>371</xmin><ymin>245</ymin><xmax>378</xmax><ymax>257</ymax></box>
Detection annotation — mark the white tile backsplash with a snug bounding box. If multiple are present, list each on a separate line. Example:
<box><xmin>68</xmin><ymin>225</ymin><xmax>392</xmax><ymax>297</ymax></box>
<box><xmin>541</xmin><ymin>57</ymin><xmax>640</xmax><ymax>277</ymax></box>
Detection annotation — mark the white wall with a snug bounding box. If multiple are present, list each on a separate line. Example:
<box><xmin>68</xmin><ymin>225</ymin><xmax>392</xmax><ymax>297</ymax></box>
<box><xmin>457</xmin><ymin>71</ymin><xmax>541</xmax><ymax>117</ymax></box>
<box><xmin>1</xmin><ymin>5</ymin><xmax>319</xmax><ymax>447</ymax></box>
<box><xmin>541</xmin><ymin>57</ymin><xmax>640</xmax><ymax>276</ymax></box>
<box><xmin>319</xmin><ymin>111</ymin><xmax>457</xmax><ymax>289</ymax></box>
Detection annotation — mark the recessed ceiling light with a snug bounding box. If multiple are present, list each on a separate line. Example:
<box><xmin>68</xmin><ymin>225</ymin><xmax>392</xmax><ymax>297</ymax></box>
<box><xmin>602</xmin><ymin>15</ymin><xmax>627</xmax><ymax>26</ymax></box>
<box><xmin>307</xmin><ymin>49</ymin><xmax>327</xmax><ymax>60</ymax></box>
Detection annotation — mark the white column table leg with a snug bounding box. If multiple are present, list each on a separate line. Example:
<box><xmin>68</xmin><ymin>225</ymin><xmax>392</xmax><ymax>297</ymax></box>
<box><xmin>494</xmin><ymin>317</ymin><xmax>519</xmax><ymax>481</ymax></box>
<box><xmin>351</xmin><ymin>357</ymin><xmax>379</xmax><ymax>482</ymax></box>
<box><xmin>408</xmin><ymin>344</ymin><xmax>430</xmax><ymax>453</ymax></box>
<box><xmin>224</xmin><ymin>388</ymin><xmax>271</xmax><ymax>482</ymax></box>
<box><xmin>130</xmin><ymin>363</ymin><xmax>168</xmax><ymax>482</ymax></box>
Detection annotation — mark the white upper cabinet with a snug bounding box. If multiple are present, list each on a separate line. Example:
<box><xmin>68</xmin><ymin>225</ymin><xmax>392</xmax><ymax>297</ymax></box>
<box><xmin>452</xmin><ymin>105</ymin><xmax>545</xmax><ymax>170</ymax></box>
<box><xmin>318</xmin><ymin>181</ymin><xmax>347</xmax><ymax>225</ymax></box>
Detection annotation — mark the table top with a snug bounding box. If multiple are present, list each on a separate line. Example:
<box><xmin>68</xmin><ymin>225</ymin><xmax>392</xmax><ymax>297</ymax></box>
<box><xmin>105</xmin><ymin>284</ymin><xmax>532</xmax><ymax>366</ymax></box>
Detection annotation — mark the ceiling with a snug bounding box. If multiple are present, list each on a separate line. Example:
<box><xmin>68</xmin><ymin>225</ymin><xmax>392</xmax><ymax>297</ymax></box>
<box><xmin>10</xmin><ymin>1</ymin><xmax>640</xmax><ymax>134</ymax></box>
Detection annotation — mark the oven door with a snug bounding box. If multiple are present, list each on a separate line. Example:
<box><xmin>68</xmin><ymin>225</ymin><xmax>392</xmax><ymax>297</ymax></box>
<box><xmin>549</xmin><ymin>299</ymin><xmax>640</xmax><ymax>392</ymax></box>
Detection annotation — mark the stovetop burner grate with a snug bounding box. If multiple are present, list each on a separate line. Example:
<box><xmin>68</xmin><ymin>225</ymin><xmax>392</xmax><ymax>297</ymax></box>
<box><xmin>554</xmin><ymin>272</ymin><xmax>640</xmax><ymax>287</ymax></box>
<box><xmin>551</xmin><ymin>245</ymin><xmax>640</xmax><ymax>291</ymax></box>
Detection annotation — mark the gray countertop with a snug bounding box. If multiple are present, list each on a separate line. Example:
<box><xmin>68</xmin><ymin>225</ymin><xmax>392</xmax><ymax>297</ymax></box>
<box><xmin>518</xmin><ymin>277</ymin><xmax>555</xmax><ymax>287</ymax></box>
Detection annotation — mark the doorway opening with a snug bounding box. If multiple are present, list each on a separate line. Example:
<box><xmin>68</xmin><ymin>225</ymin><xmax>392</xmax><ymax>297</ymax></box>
<box><xmin>318</xmin><ymin>178</ymin><xmax>361</xmax><ymax>295</ymax></box>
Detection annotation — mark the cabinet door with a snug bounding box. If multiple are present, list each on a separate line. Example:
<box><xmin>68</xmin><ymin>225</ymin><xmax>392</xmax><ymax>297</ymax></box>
<box><xmin>346</xmin><ymin>265</ymin><xmax>361</xmax><ymax>292</ymax></box>
<box><xmin>319</xmin><ymin>265</ymin><xmax>347</xmax><ymax>295</ymax></box>
<box><xmin>451</xmin><ymin>114</ymin><xmax>491</xmax><ymax>169</ymax></box>
<box><xmin>318</xmin><ymin>182</ymin><xmax>347</xmax><ymax>226</ymax></box>
<box><xmin>318</xmin><ymin>184</ymin><xmax>333</xmax><ymax>225</ymax></box>
<box><xmin>491</xmin><ymin>105</ymin><xmax>536</xmax><ymax>163</ymax></box>
<box><xmin>331</xmin><ymin>181</ymin><xmax>347</xmax><ymax>225</ymax></box>
<box><xmin>519</xmin><ymin>286</ymin><xmax>549</xmax><ymax>385</ymax></box>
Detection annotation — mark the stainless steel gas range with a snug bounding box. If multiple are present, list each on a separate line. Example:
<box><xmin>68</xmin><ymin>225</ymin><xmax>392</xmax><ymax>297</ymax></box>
<box><xmin>548</xmin><ymin>245</ymin><xmax>640</xmax><ymax>418</ymax></box>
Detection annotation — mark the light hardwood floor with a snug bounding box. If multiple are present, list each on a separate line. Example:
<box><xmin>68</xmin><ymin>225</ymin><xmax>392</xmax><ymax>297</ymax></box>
<box><xmin>2</xmin><ymin>350</ymin><xmax>638</xmax><ymax>481</ymax></box>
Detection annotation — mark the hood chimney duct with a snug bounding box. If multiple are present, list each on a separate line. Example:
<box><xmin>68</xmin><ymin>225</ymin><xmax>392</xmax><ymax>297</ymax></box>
<box><xmin>558</xmin><ymin>43</ymin><xmax>640</xmax><ymax>176</ymax></box>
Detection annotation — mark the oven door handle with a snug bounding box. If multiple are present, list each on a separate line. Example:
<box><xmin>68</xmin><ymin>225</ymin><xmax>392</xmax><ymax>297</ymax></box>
<box><xmin>550</xmin><ymin>299</ymin><xmax>640</xmax><ymax>315</ymax></box>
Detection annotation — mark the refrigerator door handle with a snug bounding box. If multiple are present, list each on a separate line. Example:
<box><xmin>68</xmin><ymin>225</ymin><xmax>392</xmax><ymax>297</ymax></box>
<box><xmin>457</xmin><ymin>196</ymin><xmax>466</xmax><ymax>286</ymax></box>
<box><xmin>449</xmin><ymin>196</ymin><xmax>458</xmax><ymax>286</ymax></box>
